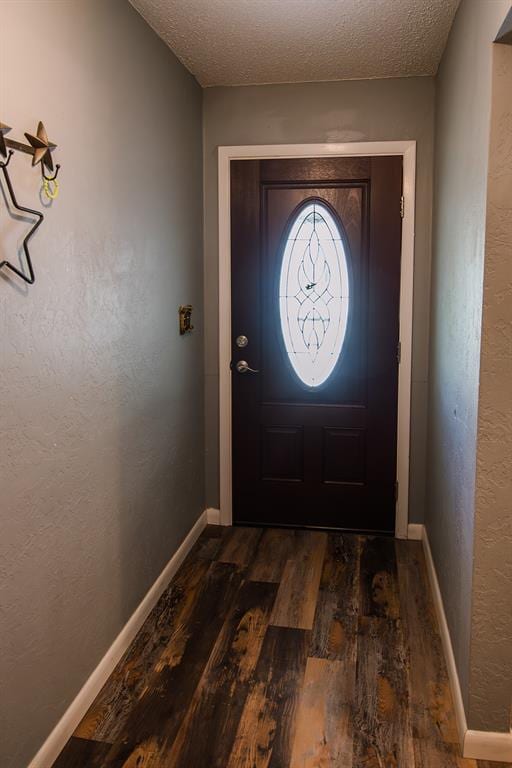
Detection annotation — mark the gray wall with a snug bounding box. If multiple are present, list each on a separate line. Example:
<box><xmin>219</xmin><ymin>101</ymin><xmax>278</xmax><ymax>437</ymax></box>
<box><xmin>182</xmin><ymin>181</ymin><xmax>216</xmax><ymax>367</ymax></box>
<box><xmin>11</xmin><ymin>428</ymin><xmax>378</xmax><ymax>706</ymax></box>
<box><xmin>471</xmin><ymin>40</ymin><xmax>512</xmax><ymax>732</ymax></box>
<box><xmin>203</xmin><ymin>77</ymin><xmax>435</xmax><ymax>523</ymax></box>
<box><xmin>0</xmin><ymin>3</ymin><xmax>203</xmax><ymax>766</ymax></box>
<box><xmin>426</xmin><ymin>0</ymin><xmax>511</xmax><ymax>731</ymax></box>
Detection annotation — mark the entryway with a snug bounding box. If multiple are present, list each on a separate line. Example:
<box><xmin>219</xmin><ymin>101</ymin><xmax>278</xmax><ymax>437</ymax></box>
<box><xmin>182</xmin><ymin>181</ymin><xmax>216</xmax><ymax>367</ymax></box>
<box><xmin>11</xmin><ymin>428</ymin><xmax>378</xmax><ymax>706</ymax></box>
<box><xmin>221</xmin><ymin>144</ymin><xmax>416</xmax><ymax>536</ymax></box>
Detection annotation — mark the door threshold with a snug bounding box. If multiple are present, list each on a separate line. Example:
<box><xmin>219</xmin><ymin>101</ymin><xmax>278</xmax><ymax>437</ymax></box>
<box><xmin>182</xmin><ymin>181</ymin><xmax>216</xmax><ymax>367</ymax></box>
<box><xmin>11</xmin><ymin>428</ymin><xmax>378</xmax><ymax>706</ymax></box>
<box><xmin>233</xmin><ymin>520</ymin><xmax>395</xmax><ymax>537</ymax></box>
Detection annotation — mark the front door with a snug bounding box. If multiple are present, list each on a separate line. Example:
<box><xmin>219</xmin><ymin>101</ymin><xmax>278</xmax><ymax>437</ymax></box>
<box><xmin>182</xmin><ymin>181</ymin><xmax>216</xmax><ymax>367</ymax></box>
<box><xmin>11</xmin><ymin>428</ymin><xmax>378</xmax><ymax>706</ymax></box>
<box><xmin>230</xmin><ymin>156</ymin><xmax>402</xmax><ymax>533</ymax></box>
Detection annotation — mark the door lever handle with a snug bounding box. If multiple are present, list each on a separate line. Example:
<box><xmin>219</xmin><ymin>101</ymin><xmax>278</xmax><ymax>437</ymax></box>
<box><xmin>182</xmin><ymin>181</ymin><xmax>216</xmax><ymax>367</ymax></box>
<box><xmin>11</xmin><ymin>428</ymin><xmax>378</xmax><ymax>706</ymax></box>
<box><xmin>235</xmin><ymin>360</ymin><xmax>259</xmax><ymax>374</ymax></box>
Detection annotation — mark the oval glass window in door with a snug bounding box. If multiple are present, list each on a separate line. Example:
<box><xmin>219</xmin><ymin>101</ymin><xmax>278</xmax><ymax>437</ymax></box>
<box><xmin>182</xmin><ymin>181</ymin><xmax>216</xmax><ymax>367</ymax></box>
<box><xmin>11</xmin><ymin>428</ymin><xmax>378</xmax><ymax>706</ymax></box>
<box><xmin>278</xmin><ymin>201</ymin><xmax>350</xmax><ymax>387</ymax></box>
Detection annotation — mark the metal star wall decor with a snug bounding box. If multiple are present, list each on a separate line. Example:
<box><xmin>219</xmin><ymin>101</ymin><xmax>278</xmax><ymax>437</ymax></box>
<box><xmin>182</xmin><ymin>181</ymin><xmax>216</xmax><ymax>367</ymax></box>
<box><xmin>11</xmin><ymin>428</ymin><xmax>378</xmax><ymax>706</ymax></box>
<box><xmin>0</xmin><ymin>151</ymin><xmax>43</xmax><ymax>285</ymax></box>
<box><xmin>0</xmin><ymin>122</ymin><xmax>11</xmax><ymax>159</ymax></box>
<box><xmin>0</xmin><ymin>118</ymin><xmax>61</xmax><ymax>285</ymax></box>
<box><xmin>24</xmin><ymin>121</ymin><xmax>57</xmax><ymax>172</ymax></box>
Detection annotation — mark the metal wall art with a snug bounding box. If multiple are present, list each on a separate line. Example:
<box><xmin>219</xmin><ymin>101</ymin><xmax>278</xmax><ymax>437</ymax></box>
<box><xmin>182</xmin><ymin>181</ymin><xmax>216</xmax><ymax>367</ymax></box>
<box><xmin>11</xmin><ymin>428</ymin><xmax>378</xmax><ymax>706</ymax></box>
<box><xmin>0</xmin><ymin>120</ymin><xmax>61</xmax><ymax>285</ymax></box>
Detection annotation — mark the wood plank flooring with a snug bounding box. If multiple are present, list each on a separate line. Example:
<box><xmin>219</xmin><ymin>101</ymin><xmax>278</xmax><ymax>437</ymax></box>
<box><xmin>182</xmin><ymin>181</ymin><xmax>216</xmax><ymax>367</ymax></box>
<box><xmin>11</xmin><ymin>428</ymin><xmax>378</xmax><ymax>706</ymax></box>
<box><xmin>53</xmin><ymin>526</ymin><xmax>511</xmax><ymax>768</ymax></box>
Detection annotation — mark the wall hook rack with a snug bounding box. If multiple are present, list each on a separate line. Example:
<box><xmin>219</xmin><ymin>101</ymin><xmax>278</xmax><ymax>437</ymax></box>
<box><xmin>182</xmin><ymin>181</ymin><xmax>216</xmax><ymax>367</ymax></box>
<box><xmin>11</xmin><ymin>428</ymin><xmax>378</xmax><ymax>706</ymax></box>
<box><xmin>0</xmin><ymin>151</ymin><xmax>44</xmax><ymax>285</ymax></box>
<box><xmin>0</xmin><ymin>119</ymin><xmax>61</xmax><ymax>285</ymax></box>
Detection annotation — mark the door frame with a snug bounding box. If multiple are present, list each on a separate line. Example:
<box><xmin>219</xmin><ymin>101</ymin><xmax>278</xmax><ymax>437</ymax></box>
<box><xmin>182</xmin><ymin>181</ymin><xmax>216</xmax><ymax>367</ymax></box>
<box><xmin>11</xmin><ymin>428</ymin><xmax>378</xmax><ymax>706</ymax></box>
<box><xmin>218</xmin><ymin>141</ymin><xmax>416</xmax><ymax>538</ymax></box>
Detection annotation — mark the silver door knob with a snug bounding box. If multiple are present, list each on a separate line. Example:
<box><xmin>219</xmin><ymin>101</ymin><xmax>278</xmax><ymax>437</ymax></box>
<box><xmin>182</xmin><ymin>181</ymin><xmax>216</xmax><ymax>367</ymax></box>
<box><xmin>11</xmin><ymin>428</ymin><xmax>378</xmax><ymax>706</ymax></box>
<box><xmin>236</xmin><ymin>360</ymin><xmax>259</xmax><ymax>374</ymax></box>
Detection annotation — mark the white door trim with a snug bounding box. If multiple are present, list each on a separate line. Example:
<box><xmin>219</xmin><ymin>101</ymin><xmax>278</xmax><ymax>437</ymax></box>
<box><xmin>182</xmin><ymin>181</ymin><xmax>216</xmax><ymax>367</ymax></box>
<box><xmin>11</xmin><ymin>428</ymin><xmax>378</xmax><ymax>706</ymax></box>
<box><xmin>218</xmin><ymin>141</ymin><xmax>416</xmax><ymax>538</ymax></box>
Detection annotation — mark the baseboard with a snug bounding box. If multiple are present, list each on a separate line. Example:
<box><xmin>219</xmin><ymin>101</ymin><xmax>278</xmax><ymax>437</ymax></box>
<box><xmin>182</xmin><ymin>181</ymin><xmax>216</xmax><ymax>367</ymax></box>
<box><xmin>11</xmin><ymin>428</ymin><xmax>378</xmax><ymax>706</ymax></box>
<box><xmin>419</xmin><ymin>523</ymin><xmax>512</xmax><ymax>763</ymax></box>
<box><xmin>464</xmin><ymin>729</ymin><xmax>512</xmax><ymax>761</ymax></box>
<box><xmin>28</xmin><ymin>509</ymin><xmax>209</xmax><ymax>768</ymax></box>
<box><xmin>407</xmin><ymin>523</ymin><xmax>424</xmax><ymax>540</ymax></box>
<box><xmin>206</xmin><ymin>507</ymin><xmax>221</xmax><ymax>525</ymax></box>
<box><xmin>420</xmin><ymin>525</ymin><xmax>468</xmax><ymax>747</ymax></box>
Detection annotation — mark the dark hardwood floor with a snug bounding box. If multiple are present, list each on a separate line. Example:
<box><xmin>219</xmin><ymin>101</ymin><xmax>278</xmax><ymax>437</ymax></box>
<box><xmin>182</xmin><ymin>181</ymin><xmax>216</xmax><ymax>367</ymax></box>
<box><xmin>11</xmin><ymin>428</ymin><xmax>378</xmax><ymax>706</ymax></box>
<box><xmin>53</xmin><ymin>526</ymin><xmax>511</xmax><ymax>767</ymax></box>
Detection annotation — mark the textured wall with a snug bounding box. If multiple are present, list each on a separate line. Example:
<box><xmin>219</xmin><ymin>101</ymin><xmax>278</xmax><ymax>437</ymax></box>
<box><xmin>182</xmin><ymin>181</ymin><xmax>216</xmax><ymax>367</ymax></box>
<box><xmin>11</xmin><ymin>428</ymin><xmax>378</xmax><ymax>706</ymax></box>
<box><xmin>0</xmin><ymin>3</ymin><xmax>203</xmax><ymax>767</ymax></box>
<box><xmin>426</xmin><ymin>0</ymin><xmax>510</xmax><ymax>725</ymax></box>
<box><xmin>203</xmin><ymin>76</ymin><xmax>435</xmax><ymax>523</ymax></box>
<box><xmin>470</xmin><ymin>42</ymin><xmax>512</xmax><ymax>733</ymax></box>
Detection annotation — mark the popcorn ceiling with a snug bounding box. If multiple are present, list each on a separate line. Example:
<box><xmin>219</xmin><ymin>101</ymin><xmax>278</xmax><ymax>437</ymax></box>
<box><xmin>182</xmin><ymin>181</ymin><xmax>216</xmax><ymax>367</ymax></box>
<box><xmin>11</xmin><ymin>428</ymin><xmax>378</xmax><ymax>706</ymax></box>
<box><xmin>130</xmin><ymin>0</ymin><xmax>460</xmax><ymax>87</ymax></box>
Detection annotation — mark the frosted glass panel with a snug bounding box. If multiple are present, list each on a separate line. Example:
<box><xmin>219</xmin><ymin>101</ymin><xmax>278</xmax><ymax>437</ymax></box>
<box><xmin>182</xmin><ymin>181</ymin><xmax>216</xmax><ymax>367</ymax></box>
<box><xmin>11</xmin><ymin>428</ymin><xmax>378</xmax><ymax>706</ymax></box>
<box><xmin>279</xmin><ymin>201</ymin><xmax>350</xmax><ymax>387</ymax></box>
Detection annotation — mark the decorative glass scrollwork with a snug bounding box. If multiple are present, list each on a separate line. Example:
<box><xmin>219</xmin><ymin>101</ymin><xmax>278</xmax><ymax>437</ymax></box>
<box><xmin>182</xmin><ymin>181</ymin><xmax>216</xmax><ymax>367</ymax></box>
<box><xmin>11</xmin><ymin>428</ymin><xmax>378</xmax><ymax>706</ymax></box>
<box><xmin>278</xmin><ymin>201</ymin><xmax>350</xmax><ymax>387</ymax></box>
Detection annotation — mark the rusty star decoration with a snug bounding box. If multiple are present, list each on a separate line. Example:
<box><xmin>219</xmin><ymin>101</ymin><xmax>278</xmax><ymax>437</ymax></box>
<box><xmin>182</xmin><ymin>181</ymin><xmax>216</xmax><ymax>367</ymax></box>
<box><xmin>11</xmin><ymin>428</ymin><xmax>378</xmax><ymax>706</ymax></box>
<box><xmin>0</xmin><ymin>121</ymin><xmax>12</xmax><ymax>159</ymax></box>
<box><xmin>24</xmin><ymin>121</ymin><xmax>57</xmax><ymax>173</ymax></box>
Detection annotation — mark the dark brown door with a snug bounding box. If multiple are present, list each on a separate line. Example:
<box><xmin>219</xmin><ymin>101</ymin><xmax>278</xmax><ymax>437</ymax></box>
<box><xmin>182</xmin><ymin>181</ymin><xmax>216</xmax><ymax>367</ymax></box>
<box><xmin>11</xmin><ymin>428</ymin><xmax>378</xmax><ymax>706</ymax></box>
<box><xmin>231</xmin><ymin>157</ymin><xmax>402</xmax><ymax>533</ymax></box>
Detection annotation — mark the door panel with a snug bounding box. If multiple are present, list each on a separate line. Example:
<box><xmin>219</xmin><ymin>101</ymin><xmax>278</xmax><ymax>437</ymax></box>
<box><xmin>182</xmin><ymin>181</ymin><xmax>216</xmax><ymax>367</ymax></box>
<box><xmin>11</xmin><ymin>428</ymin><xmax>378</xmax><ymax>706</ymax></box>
<box><xmin>231</xmin><ymin>157</ymin><xmax>402</xmax><ymax>533</ymax></box>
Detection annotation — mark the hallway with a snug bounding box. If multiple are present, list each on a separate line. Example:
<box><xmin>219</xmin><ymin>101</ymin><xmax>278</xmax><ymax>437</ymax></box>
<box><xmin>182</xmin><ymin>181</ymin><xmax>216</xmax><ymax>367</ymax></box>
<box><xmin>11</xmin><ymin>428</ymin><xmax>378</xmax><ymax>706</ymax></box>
<box><xmin>53</xmin><ymin>526</ymin><xmax>509</xmax><ymax>767</ymax></box>
<box><xmin>2</xmin><ymin>2</ymin><xmax>512</xmax><ymax>766</ymax></box>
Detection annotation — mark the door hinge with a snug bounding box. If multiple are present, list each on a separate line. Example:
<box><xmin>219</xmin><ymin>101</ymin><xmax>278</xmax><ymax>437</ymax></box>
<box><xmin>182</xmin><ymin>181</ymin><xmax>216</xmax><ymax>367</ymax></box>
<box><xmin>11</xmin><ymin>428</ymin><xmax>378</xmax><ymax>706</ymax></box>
<box><xmin>397</xmin><ymin>341</ymin><xmax>401</xmax><ymax>364</ymax></box>
<box><xmin>395</xmin><ymin>481</ymin><xmax>399</xmax><ymax>502</ymax></box>
<box><xmin>400</xmin><ymin>195</ymin><xmax>405</xmax><ymax>218</ymax></box>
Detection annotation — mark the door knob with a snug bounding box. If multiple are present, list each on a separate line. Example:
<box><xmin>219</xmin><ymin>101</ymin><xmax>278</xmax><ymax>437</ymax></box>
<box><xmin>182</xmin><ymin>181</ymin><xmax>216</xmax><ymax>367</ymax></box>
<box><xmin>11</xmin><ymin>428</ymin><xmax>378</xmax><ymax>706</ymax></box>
<box><xmin>235</xmin><ymin>360</ymin><xmax>259</xmax><ymax>374</ymax></box>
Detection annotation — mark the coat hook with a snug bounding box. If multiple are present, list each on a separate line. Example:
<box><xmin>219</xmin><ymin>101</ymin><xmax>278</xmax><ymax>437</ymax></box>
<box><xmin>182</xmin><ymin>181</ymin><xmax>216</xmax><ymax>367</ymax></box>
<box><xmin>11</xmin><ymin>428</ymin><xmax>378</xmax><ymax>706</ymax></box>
<box><xmin>42</xmin><ymin>164</ymin><xmax>60</xmax><ymax>182</ymax></box>
<box><xmin>42</xmin><ymin>163</ymin><xmax>60</xmax><ymax>200</ymax></box>
<box><xmin>0</xmin><ymin>150</ymin><xmax>44</xmax><ymax>285</ymax></box>
<box><xmin>0</xmin><ymin>149</ymin><xmax>13</xmax><ymax>169</ymax></box>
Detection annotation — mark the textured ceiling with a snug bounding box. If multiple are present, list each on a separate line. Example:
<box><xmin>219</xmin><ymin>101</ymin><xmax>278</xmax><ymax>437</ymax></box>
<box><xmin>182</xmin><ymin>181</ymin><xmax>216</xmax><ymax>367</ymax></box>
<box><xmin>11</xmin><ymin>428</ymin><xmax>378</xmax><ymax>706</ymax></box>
<box><xmin>129</xmin><ymin>0</ymin><xmax>460</xmax><ymax>87</ymax></box>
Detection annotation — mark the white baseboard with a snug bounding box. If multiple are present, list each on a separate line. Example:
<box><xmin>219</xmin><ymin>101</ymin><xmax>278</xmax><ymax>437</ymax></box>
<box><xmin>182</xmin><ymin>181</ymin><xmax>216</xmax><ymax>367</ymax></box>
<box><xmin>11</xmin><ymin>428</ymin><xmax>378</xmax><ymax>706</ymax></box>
<box><xmin>28</xmin><ymin>509</ymin><xmax>209</xmax><ymax>768</ymax></box>
<box><xmin>206</xmin><ymin>507</ymin><xmax>221</xmax><ymax>525</ymax></box>
<box><xmin>420</xmin><ymin>525</ymin><xmax>468</xmax><ymax>746</ymax></box>
<box><xmin>407</xmin><ymin>523</ymin><xmax>424</xmax><ymax>540</ymax></box>
<box><xmin>464</xmin><ymin>728</ymin><xmax>512</xmax><ymax>761</ymax></box>
<box><xmin>419</xmin><ymin>523</ymin><xmax>512</xmax><ymax>763</ymax></box>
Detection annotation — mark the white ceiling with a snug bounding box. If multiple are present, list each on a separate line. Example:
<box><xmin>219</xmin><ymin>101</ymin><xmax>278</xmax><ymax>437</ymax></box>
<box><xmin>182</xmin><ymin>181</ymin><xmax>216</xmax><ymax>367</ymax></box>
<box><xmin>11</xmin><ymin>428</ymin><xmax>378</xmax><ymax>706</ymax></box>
<box><xmin>129</xmin><ymin>0</ymin><xmax>460</xmax><ymax>87</ymax></box>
